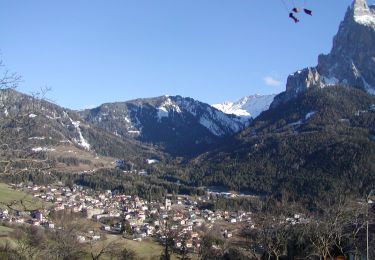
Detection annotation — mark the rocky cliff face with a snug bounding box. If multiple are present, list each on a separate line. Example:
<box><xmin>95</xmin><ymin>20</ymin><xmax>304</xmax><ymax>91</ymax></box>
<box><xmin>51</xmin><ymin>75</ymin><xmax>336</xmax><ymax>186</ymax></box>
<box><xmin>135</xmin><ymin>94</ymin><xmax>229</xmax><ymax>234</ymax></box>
<box><xmin>272</xmin><ymin>0</ymin><xmax>375</xmax><ymax>107</ymax></box>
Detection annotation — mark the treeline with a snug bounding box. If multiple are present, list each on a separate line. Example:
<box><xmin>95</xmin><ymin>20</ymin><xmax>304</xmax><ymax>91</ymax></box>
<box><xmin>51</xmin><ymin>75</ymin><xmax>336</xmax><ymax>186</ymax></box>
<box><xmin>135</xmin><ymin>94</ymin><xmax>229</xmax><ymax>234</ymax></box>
<box><xmin>199</xmin><ymin>196</ymin><xmax>263</xmax><ymax>212</ymax></box>
<box><xmin>74</xmin><ymin>168</ymin><xmax>206</xmax><ymax>201</ymax></box>
<box><xmin>0</xmin><ymin>168</ymin><xmax>205</xmax><ymax>202</ymax></box>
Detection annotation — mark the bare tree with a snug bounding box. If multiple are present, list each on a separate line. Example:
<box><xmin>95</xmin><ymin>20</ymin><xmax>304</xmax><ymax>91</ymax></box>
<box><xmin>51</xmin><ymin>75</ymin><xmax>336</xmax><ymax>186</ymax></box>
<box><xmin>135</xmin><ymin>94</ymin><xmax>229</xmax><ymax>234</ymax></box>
<box><xmin>177</xmin><ymin>232</ymin><xmax>191</xmax><ymax>260</ymax></box>
<box><xmin>117</xmin><ymin>248</ymin><xmax>138</xmax><ymax>260</ymax></box>
<box><xmin>343</xmin><ymin>201</ymin><xmax>367</xmax><ymax>259</ymax></box>
<box><xmin>198</xmin><ymin>232</ymin><xmax>225</xmax><ymax>260</ymax></box>
<box><xmin>9</xmin><ymin>227</ymin><xmax>44</xmax><ymax>260</ymax></box>
<box><xmin>0</xmin><ymin>60</ymin><xmax>54</xmax><ymax>178</ymax></box>
<box><xmin>44</xmin><ymin>210</ymin><xmax>87</xmax><ymax>260</ymax></box>
<box><xmin>0</xmin><ymin>240</ymin><xmax>23</xmax><ymax>260</ymax></box>
<box><xmin>241</xmin><ymin>195</ymin><xmax>305</xmax><ymax>260</ymax></box>
<box><xmin>0</xmin><ymin>59</ymin><xmax>22</xmax><ymax>90</ymax></box>
<box><xmin>302</xmin><ymin>198</ymin><xmax>353</xmax><ymax>260</ymax></box>
<box><xmin>88</xmin><ymin>238</ymin><xmax>121</xmax><ymax>260</ymax></box>
<box><xmin>159</xmin><ymin>216</ymin><xmax>178</xmax><ymax>260</ymax></box>
<box><xmin>241</xmin><ymin>227</ymin><xmax>263</xmax><ymax>260</ymax></box>
<box><xmin>256</xmin><ymin>216</ymin><xmax>290</xmax><ymax>260</ymax></box>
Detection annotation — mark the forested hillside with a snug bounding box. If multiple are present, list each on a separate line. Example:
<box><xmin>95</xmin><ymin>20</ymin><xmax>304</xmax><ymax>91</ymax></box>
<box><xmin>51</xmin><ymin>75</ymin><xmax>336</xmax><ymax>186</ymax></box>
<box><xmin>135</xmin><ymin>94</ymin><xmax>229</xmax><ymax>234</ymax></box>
<box><xmin>181</xmin><ymin>87</ymin><xmax>375</xmax><ymax>203</ymax></box>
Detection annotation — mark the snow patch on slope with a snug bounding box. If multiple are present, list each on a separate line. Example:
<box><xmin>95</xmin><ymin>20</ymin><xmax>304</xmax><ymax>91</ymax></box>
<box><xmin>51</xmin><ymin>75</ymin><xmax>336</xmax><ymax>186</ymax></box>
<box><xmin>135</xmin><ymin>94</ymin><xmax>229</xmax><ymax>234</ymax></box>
<box><xmin>198</xmin><ymin>107</ymin><xmax>244</xmax><ymax>136</ymax></box>
<box><xmin>32</xmin><ymin>147</ymin><xmax>55</xmax><ymax>152</ymax></box>
<box><xmin>128</xmin><ymin>130</ymin><xmax>141</xmax><ymax>135</ymax></box>
<box><xmin>29</xmin><ymin>136</ymin><xmax>46</xmax><ymax>140</ymax></box>
<box><xmin>175</xmin><ymin>98</ymin><xmax>198</xmax><ymax>116</ymax></box>
<box><xmin>69</xmin><ymin>118</ymin><xmax>91</xmax><ymax>150</ymax></box>
<box><xmin>321</xmin><ymin>76</ymin><xmax>339</xmax><ymax>86</ymax></box>
<box><xmin>124</xmin><ymin>116</ymin><xmax>131</xmax><ymax>123</ymax></box>
<box><xmin>211</xmin><ymin>109</ymin><xmax>243</xmax><ymax>133</ymax></box>
<box><xmin>288</xmin><ymin>120</ymin><xmax>303</xmax><ymax>127</ymax></box>
<box><xmin>156</xmin><ymin>97</ymin><xmax>182</xmax><ymax>121</ymax></box>
<box><xmin>199</xmin><ymin>115</ymin><xmax>225</xmax><ymax>136</ymax></box>
<box><xmin>305</xmin><ymin>111</ymin><xmax>316</xmax><ymax>120</ymax></box>
<box><xmin>157</xmin><ymin>106</ymin><xmax>169</xmax><ymax>120</ymax></box>
<box><xmin>147</xmin><ymin>159</ymin><xmax>159</xmax><ymax>164</ymax></box>
<box><xmin>363</xmin><ymin>77</ymin><xmax>375</xmax><ymax>95</ymax></box>
<box><xmin>45</xmin><ymin>112</ymin><xmax>61</xmax><ymax>120</ymax></box>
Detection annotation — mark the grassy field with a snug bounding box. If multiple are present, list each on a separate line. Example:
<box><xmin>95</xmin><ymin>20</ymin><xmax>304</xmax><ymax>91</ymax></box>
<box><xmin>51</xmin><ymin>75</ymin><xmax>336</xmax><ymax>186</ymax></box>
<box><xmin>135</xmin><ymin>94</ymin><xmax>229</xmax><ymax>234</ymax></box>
<box><xmin>51</xmin><ymin>145</ymin><xmax>116</xmax><ymax>173</ymax></box>
<box><xmin>104</xmin><ymin>235</ymin><xmax>194</xmax><ymax>260</ymax></box>
<box><xmin>0</xmin><ymin>225</ymin><xmax>14</xmax><ymax>247</ymax></box>
<box><xmin>0</xmin><ymin>225</ymin><xmax>13</xmax><ymax>236</ymax></box>
<box><xmin>0</xmin><ymin>183</ymin><xmax>47</xmax><ymax>211</ymax></box>
<box><xmin>105</xmin><ymin>235</ymin><xmax>163</xmax><ymax>259</ymax></box>
<box><xmin>121</xmin><ymin>238</ymin><xmax>164</xmax><ymax>259</ymax></box>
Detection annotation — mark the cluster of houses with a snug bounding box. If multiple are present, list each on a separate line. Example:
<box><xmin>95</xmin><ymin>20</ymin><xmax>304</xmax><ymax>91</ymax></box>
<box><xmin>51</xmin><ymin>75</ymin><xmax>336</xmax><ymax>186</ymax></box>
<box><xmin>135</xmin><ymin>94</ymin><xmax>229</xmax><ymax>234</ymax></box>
<box><xmin>0</xmin><ymin>182</ymin><xmax>256</xmax><ymax>252</ymax></box>
<box><xmin>0</xmin><ymin>206</ymin><xmax>55</xmax><ymax>229</ymax></box>
<box><xmin>0</xmin><ymin>182</ymin><xmax>321</xmax><ymax>256</ymax></box>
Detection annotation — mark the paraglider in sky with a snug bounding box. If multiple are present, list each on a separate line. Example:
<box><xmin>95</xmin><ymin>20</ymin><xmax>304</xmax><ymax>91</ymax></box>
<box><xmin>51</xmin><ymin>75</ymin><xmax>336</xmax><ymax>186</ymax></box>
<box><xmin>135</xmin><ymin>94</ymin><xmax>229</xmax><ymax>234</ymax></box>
<box><xmin>281</xmin><ymin>0</ymin><xmax>313</xmax><ymax>23</ymax></box>
<box><xmin>292</xmin><ymin>7</ymin><xmax>300</xmax><ymax>13</ymax></box>
<box><xmin>304</xmin><ymin>8</ymin><xmax>312</xmax><ymax>16</ymax></box>
<box><xmin>289</xmin><ymin>12</ymin><xmax>300</xmax><ymax>23</ymax></box>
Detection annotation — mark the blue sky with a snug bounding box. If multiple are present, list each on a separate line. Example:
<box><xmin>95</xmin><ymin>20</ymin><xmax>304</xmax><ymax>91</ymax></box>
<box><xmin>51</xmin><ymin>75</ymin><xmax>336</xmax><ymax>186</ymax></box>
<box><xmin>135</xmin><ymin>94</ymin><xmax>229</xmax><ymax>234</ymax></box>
<box><xmin>0</xmin><ymin>0</ymin><xmax>369</xmax><ymax>109</ymax></box>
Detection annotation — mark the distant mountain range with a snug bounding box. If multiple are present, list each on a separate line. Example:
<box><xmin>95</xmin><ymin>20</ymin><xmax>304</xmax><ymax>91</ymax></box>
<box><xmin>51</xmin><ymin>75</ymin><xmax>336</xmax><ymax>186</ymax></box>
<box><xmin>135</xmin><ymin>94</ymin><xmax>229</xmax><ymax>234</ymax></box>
<box><xmin>79</xmin><ymin>94</ymin><xmax>277</xmax><ymax>156</ymax></box>
<box><xmin>1</xmin><ymin>89</ymin><xmax>274</xmax><ymax>159</ymax></box>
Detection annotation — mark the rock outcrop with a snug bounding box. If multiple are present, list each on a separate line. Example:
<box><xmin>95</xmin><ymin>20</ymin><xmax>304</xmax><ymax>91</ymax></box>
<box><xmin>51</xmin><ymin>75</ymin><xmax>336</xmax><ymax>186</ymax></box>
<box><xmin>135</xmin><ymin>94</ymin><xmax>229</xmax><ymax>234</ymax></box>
<box><xmin>272</xmin><ymin>0</ymin><xmax>375</xmax><ymax>107</ymax></box>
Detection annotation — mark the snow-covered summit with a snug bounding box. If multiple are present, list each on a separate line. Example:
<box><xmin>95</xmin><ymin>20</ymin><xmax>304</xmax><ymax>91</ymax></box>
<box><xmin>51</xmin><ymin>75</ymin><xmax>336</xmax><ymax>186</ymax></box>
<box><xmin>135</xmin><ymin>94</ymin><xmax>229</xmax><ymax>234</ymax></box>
<box><xmin>213</xmin><ymin>94</ymin><xmax>276</xmax><ymax>119</ymax></box>
<box><xmin>352</xmin><ymin>0</ymin><xmax>375</xmax><ymax>26</ymax></box>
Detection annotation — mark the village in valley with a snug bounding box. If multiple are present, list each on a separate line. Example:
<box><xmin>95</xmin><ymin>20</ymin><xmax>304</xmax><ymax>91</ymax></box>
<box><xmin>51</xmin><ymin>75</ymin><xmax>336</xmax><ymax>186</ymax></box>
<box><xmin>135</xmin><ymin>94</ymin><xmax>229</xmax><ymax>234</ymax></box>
<box><xmin>0</xmin><ymin>180</ymin><xmax>310</xmax><ymax>256</ymax></box>
<box><xmin>0</xmin><ymin>182</ymin><xmax>259</xmax><ymax>253</ymax></box>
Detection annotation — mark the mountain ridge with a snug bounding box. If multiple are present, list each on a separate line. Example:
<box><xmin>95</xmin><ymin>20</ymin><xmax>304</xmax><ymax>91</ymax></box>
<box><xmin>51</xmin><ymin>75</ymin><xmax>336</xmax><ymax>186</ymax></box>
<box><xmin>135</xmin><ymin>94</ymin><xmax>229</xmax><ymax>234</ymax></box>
<box><xmin>2</xmin><ymin>87</ymin><xmax>268</xmax><ymax>158</ymax></box>
<box><xmin>0</xmin><ymin>88</ymin><xmax>163</xmax><ymax>172</ymax></box>
<box><xmin>79</xmin><ymin>95</ymin><xmax>248</xmax><ymax>156</ymax></box>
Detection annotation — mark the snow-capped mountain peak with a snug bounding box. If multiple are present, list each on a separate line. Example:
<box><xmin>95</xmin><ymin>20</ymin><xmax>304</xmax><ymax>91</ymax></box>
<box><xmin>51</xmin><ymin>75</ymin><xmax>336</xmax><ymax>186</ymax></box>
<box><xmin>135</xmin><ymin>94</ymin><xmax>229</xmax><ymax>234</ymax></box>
<box><xmin>212</xmin><ymin>94</ymin><xmax>276</xmax><ymax>119</ymax></box>
<box><xmin>352</xmin><ymin>0</ymin><xmax>375</xmax><ymax>27</ymax></box>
